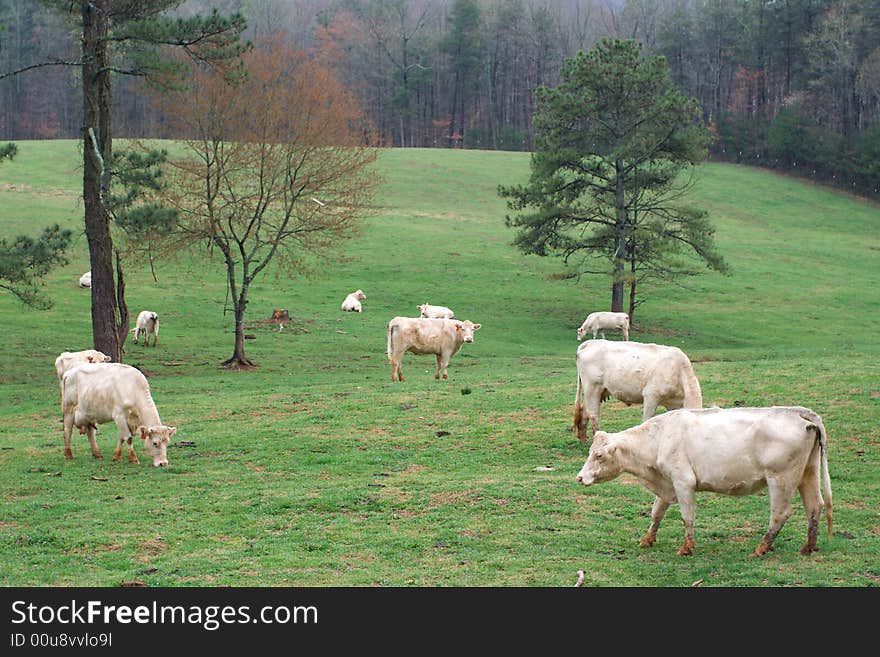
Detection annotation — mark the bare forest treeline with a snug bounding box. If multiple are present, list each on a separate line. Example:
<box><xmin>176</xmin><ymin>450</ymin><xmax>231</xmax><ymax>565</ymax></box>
<box><xmin>4</xmin><ymin>0</ymin><xmax>880</xmax><ymax>195</ymax></box>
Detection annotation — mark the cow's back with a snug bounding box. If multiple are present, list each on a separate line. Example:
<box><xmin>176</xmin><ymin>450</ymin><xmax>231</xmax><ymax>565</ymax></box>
<box><xmin>63</xmin><ymin>363</ymin><xmax>150</xmax><ymax>419</ymax></box>
<box><xmin>648</xmin><ymin>407</ymin><xmax>821</xmax><ymax>491</ymax></box>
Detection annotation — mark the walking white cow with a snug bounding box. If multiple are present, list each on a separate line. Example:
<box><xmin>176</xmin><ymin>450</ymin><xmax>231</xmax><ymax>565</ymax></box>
<box><xmin>132</xmin><ymin>310</ymin><xmax>159</xmax><ymax>347</ymax></box>
<box><xmin>61</xmin><ymin>362</ymin><xmax>175</xmax><ymax>467</ymax></box>
<box><xmin>576</xmin><ymin>311</ymin><xmax>630</xmax><ymax>341</ymax></box>
<box><xmin>572</xmin><ymin>340</ymin><xmax>702</xmax><ymax>443</ymax></box>
<box><xmin>387</xmin><ymin>317</ymin><xmax>481</xmax><ymax>381</ymax></box>
<box><xmin>576</xmin><ymin>406</ymin><xmax>833</xmax><ymax>557</ymax></box>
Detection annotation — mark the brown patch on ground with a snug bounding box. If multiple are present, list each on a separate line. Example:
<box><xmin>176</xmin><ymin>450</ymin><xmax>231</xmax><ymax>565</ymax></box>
<box><xmin>427</xmin><ymin>489</ymin><xmax>477</xmax><ymax>509</ymax></box>
<box><xmin>378</xmin><ymin>486</ymin><xmax>411</xmax><ymax>503</ymax></box>
<box><xmin>459</xmin><ymin>529</ymin><xmax>489</xmax><ymax>539</ymax></box>
<box><xmin>245</xmin><ymin>462</ymin><xmax>266</xmax><ymax>473</ymax></box>
<box><xmin>870</xmin><ymin>390</ymin><xmax>880</xmax><ymax>398</ymax></box>
<box><xmin>136</xmin><ymin>537</ymin><xmax>166</xmax><ymax>563</ymax></box>
<box><xmin>96</xmin><ymin>543</ymin><xmax>123</xmax><ymax>552</ymax></box>
<box><xmin>396</xmin><ymin>463</ymin><xmax>427</xmax><ymax>476</ymax></box>
<box><xmin>841</xmin><ymin>499</ymin><xmax>866</xmax><ymax>510</ymax></box>
<box><xmin>394</xmin><ymin>509</ymin><xmax>418</xmax><ymax>519</ymax></box>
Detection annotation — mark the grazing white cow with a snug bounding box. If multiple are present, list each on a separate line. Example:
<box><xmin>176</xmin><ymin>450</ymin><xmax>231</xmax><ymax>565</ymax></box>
<box><xmin>341</xmin><ymin>289</ymin><xmax>366</xmax><ymax>312</ymax></box>
<box><xmin>573</xmin><ymin>340</ymin><xmax>702</xmax><ymax>443</ymax></box>
<box><xmin>132</xmin><ymin>310</ymin><xmax>159</xmax><ymax>347</ymax></box>
<box><xmin>387</xmin><ymin>317</ymin><xmax>481</xmax><ymax>381</ymax></box>
<box><xmin>577</xmin><ymin>311</ymin><xmax>630</xmax><ymax>341</ymax></box>
<box><xmin>576</xmin><ymin>406</ymin><xmax>833</xmax><ymax>557</ymax></box>
<box><xmin>417</xmin><ymin>303</ymin><xmax>455</xmax><ymax>319</ymax></box>
<box><xmin>78</xmin><ymin>271</ymin><xmax>91</xmax><ymax>288</ymax></box>
<box><xmin>61</xmin><ymin>362</ymin><xmax>175</xmax><ymax>467</ymax></box>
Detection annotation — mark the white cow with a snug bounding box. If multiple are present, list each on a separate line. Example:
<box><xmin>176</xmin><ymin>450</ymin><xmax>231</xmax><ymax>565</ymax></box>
<box><xmin>573</xmin><ymin>340</ymin><xmax>702</xmax><ymax>443</ymax></box>
<box><xmin>132</xmin><ymin>310</ymin><xmax>159</xmax><ymax>347</ymax></box>
<box><xmin>577</xmin><ymin>311</ymin><xmax>630</xmax><ymax>341</ymax></box>
<box><xmin>78</xmin><ymin>271</ymin><xmax>91</xmax><ymax>288</ymax></box>
<box><xmin>418</xmin><ymin>303</ymin><xmax>455</xmax><ymax>319</ymax></box>
<box><xmin>61</xmin><ymin>362</ymin><xmax>175</xmax><ymax>467</ymax></box>
<box><xmin>387</xmin><ymin>317</ymin><xmax>481</xmax><ymax>381</ymax></box>
<box><xmin>576</xmin><ymin>406</ymin><xmax>833</xmax><ymax>557</ymax></box>
<box><xmin>341</xmin><ymin>289</ymin><xmax>366</xmax><ymax>312</ymax></box>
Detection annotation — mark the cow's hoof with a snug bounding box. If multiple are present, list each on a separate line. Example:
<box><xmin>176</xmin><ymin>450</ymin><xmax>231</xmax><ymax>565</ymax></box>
<box><xmin>128</xmin><ymin>455</ymin><xmax>140</xmax><ymax>464</ymax></box>
<box><xmin>442</xmin><ymin>374</ymin><xmax>448</xmax><ymax>379</ymax></box>
<box><xmin>92</xmin><ymin>452</ymin><xmax>104</xmax><ymax>459</ymax></box>
<box><xmin>798</xmin><ymin>545</ymin><xmax>817</xmax><ymax>556</ymax></box>
<box><xmin>677</xmin><ymin>547</ymin><xmax>693</xmax><ymax>556</ymax></box>
<box><xmin>63</xmin><ymin>450</ymin><xmax>74</xmax><ymax>460</ymax></box>
<box><xmin>639</xmin><ymin>536</ymin><xmax>655</xmax><ymax>548</ymax></box>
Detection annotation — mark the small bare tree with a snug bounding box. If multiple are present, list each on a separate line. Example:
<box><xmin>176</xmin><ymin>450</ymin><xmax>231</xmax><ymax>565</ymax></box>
<box><xmin>160</xmin><ymin>35</ymin><xmax>379</xmax><ymax>368</ymax></box>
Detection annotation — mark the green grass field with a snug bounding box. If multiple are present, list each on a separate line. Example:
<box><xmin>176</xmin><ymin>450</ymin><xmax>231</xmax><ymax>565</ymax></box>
<box><xmin>1</xmin><ymin>140</ymin><xmax>878</xmax><ymax>586</ymax></box>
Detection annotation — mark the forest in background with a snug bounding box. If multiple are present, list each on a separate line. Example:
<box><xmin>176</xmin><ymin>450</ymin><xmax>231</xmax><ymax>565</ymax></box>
<box><xmin>3</xmin><ymin>0</ymin><xmax>880</xmax><ymax>197</ymax></box>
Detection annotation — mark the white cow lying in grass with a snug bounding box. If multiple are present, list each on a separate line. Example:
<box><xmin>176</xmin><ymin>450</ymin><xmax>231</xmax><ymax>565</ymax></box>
<box><xmin>132</xmin><ymin>310</ymin><xmax>159</xmax><ymax>347</ymax></box>
<box><xmin>341</xmin><ymin>289</ymin><xmax>366</xmax><ymax>312</ymax></box>
<box><xmin>387</xmin><ymin>316</ymin><xmax>481</xmax><ymax>381</ymax></box>
<box><xmin>61</xmin><ymin>362</ymin><xmax>175</xmax><ymax>467</ymax></box>
<box><xmin>577</xmin><ymin>311</ymin><xmax>630</xmax><ymax>341</ymax></box>
<box><xmin>573</xmin><ymin>340</ymin><xmax>702</xmax><ymax>443</ymax></box>
<box><xmin>576</xmin><ymin>406</ymin><xmax>833</xmax><ymax>557</ymax></box>
<box><xmin>78</xmin><ymin>271</ymin><xmax>91</xmax><ymax>288</ymax></box>
<box><xmin>418</xmin><ymin>303</ymin><xmax>455</xmax><ymax>319</ymax></box>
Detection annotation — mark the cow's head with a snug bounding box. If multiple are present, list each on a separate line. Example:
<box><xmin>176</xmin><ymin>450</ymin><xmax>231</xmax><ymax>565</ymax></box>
<box><xmin>576</xmin><ymin>326</ymin><xmax>586</xmax><ymax>341</ymax></box>
<box><xmin>355</xmin><ymin>290</ymin><xmax>366</xmax><ymax>300</ymax></box>
<box><xmin>454</xmin><ymin>320</ymin><xmax>481</xmax><ymax>343</ymax></box>
<box><xmin>417</xmin><ymin>304</ymin><xmax>428</xmax><ymax>317</ymax></box>
<box><xmin>576</xmin><ymin>431</ymin><xmax>622</xmax><ymax>486</ymax></box>
<box><xmin>138</xmin><ymin>425</ymin><xmax>176</xmax><ymax>467</ymax></box>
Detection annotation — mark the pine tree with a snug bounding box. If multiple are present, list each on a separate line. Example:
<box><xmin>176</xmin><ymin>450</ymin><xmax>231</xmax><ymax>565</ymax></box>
<box><xmin>500</xmin><ymin>38</ymin><xmax>727</xmax><ymax>320</ymax></box>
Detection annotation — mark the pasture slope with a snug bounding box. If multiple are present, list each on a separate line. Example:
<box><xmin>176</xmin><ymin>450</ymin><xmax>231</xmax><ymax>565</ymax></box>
<box><xmin>0</xmin><ymin>140</ymin><xmax>878</xmax><ymax>587</ymax></box>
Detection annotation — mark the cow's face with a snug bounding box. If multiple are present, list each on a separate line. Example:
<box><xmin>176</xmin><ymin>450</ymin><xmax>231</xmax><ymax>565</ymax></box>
<box><xmin>417</xmin><ymin>304</ymin><xmax>428</xmax><ymax>317</ymax></box>
<box><xmin>455</xmin><ymin>320</ymin><xmax>482</xmax><ymax>343</ymax></box>
<box><xmin>356</xmin><ymin>290</ymin><xmax>366</xmax><ymax>300</ymax></box>
<box><xmin>139</xmin><ymin>425</ymin><xmax>175</xmax><ymax>467</ymax></box>
<box><xmin>576</xmin><ymin>432</ymin><xmax>622</xmax><ymax>486</ymax></box>
<box><xmin>576</xmin><ymin>327</ymin><xmax>586</xmax><ymax>341</ymax></box>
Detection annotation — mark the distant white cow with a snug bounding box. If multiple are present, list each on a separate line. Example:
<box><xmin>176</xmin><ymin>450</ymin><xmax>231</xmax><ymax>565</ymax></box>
<box><xmin>54</xmin><ymin>349</ymin><xmax>111</xmax><ymax>398</ymax></box>
<box><xmin>573</xmin><ymin>340</ymin><xmax>702</xmax><ymax>443</ymax></box>
<box><xmin>576</xmin><ymin>406</ymin><xmax>833</xmax><ymax>557</ymax></box>
<box><xmin>577</xmin><ymin>311</ymin><xmax>630</xmax><ymax>341</ymax></box>
<box><xmin>418</xmin><ymin>303</ymin><xmax>455</xmax><ymax>320</ymax></box>
<box><xmin>341</xmin><ymin>289</ymin><xmax>366</xmax><ymax>312</ymax></box>
<box><xmin>78</xmin><ymin>271</ymin><xmax>91</xmax><ymax>288</ymax></box>
<box><xmin>132</xmin><ymin>311</ymin><xmax>159</xmax><ymax>347</ymax></box>
<box><xmin>61</xmin><ymin>362</ymin><xmax>175</xmax><ymax>467</ymax></box>
<box><xmin>387</xmin><ymin>317</ymin><xmax>481</xmax><ymax>381</ymax></box>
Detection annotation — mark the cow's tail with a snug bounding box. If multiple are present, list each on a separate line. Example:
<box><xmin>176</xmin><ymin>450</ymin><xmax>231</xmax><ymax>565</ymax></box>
<box><xmin>386</xmin><ymin>321</ymin><xmax>395</xmax><ymax>361</ymax></box>
<box><xmin>680</xmin><ymin>363</ymin><xmax>703</xmax><ymax>409</ymax></box>
<box><xmin>800</xmin><ymin>409</ymin><xmax>833</xmax><ymax>539</ymax></box>
<box><xmin>573</xmin><ymin>369</ymin><xmax>587</xmax><ymax>443</ymax></box>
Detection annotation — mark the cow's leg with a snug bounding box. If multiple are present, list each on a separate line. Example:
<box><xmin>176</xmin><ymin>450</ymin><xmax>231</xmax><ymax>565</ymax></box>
<box><xmin>797</xmin><ymin>455</ymin><xmax>823</xmax><ymax>555</ymax></box>
<box><xmin>753</xmin><ymin>477</ymin><xmax>795</xmax><ymax>556</ymax></box>
<box><xmin>642</xmin><ymin>392</ymin><xmax>660</xmax><ymax>423</ymax></box>
<box><xmin>640</xmin><ymin>496</ymin><xmax>671</xmax><ymax>547</ymax></box>
<box><xmin>126</xmin><ymin>434</ymin><xmax>139</xmax><ymax>464</ymax></box>
<box><xmin>622</xmin><ymin>327</ymin><xmax>629</xmax><ymax>341</ymax></box>
<box><xmin>87</xmin><ymin>425</ymin><xmax>103</xmax><ymax>459</ymax></box>
<box><xmin>434</xmin><ymin>354</ymin><xmax>442</xmax><ymax>380</ymax></box>
<box><xmin>674</xmin><ymin>482</ymin><xmax>698</xmax><ymax>555</ymax></box>
<box><xmin>390</xmin><ymin>351</ymin><xmax>404</xmax><ymax>382</ymax></box>
<box><xmin>63</xmin><ymin>411</ymin><xmax>75</xmax><ymax>460</ymax></box>
<box><xmin>112</xmin><ymin>416</ymin><xmax>133</xmax><ymax>462</ymax></box>
<box><xmin>583</xmin><ymin>388</ymin><xmax>603</xmax><ymax>440</ymax></box>
<box><xmin>439</xmin><ymin>352</ymin><xmax>451</xmax><ymax>380</ymax></box>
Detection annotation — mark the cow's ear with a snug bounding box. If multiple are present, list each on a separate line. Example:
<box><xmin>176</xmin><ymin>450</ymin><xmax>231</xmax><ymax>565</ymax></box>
<box><xmin>455</xmin><ymin>323</ymin><xmax>461</xmax><ymax>332</ymax></box>
<box><xmin>87</xmin><ymin>356</ymin><xmax>95</xmax><ymax>363</ymax></box>
<box><xmin>472</xmin><ymin>324</ymin><xmax>481</xmax><ymax>330</ymax></box>
<box><xmin>138</xmin><ymin>426</ymin><xmax>148</xmax><ymax>440</ymax></box>
<box><xmin>168</xmin><ymin>426</ymin><xmax>177</xmax><ymax>437</ymax></box>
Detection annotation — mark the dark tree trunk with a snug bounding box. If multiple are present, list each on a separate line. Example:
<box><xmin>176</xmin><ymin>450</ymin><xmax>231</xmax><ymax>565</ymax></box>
<box><xmin>221</xmin><ymin>272</ymin><xmax>255</xmax><ymax>369</ymax></box>
<box><xmin>611</xmin><ymin>163</ymin><xmax>626</xmax><ymax>313</ymax></box>
<box><xmin>82</xmin><ymin>0</ymin><xmax>122</xmax><ymax>362</ymax></box>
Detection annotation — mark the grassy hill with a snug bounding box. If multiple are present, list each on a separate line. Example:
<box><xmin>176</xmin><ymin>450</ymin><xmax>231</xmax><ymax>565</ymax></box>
<box><xmin>0</xmin><ymin>140</ymin><xmax>877</xmax><ymax>586</ymax></box>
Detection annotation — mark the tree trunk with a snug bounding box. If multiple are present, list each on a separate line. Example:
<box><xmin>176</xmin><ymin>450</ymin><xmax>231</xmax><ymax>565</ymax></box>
<box><xmin>222</xmin><ymin>278</ymin><xmax>255</xmax><ymax>369</ymax></box>
<box><xmin>82</xmin><ymin>0</ymin><xmax>121</xmax><ymax>362</ymax></box>
<box><xmin>611</xmin><ymin>162</ymin><xmax>626</xmax><ymax>313</ymax></box>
